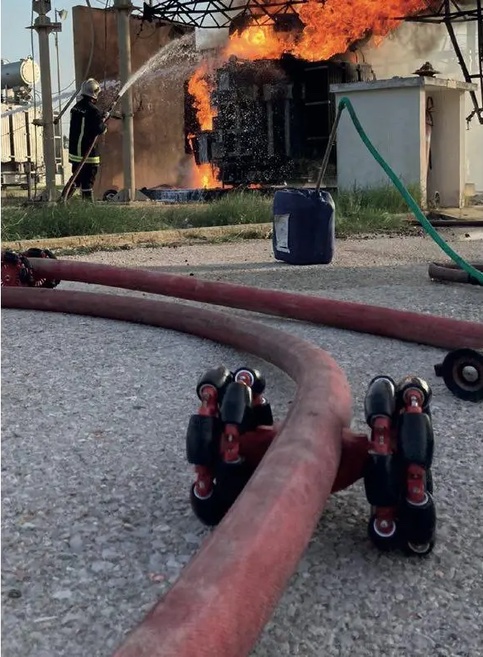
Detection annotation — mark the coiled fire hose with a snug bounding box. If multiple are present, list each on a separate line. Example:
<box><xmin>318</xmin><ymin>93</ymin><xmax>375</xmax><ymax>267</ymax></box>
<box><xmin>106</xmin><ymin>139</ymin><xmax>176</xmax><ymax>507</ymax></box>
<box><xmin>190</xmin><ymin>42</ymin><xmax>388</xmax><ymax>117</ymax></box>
<box><xmin>317</xmin><ymin>97</ymin><xmax>483</xmax><ymax>287</ymax></box>
<box><xmin>2</xmin><ymin>257</ymin><xmax>482</xmax><ymax>657</ymax></box>
<box><xmin>428</xmin><ymin>261</ymin><xmax>483</xmax><ymax>286</ymax></box>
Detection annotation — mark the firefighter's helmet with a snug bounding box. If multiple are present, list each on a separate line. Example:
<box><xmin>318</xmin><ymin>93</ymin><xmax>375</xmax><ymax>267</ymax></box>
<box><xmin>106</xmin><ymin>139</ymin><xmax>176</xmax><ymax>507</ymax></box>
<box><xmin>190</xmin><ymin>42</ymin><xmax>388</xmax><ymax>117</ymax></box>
<box><xmin>80</xmin><ymin>78</ymin><xmax>101</xmax><ymax>100</ymax></box>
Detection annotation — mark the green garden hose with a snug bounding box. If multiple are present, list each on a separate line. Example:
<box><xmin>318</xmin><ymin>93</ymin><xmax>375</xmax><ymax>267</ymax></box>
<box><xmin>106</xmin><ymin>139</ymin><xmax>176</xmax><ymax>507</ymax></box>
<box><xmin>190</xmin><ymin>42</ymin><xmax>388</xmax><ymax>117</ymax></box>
<box><xmin>337</xmin><ymin>96</ymin><xmax>483</xmax><ymax>286</ymax></box>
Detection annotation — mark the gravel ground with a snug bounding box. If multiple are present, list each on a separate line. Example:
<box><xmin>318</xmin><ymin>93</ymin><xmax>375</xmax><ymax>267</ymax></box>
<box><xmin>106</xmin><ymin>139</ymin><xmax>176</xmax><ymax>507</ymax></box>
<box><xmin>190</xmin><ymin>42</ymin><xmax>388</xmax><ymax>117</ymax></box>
<box><xmin>2</xmin><ymin>234</ymin><xmax>483</xmax><ymax>657</ymax></box>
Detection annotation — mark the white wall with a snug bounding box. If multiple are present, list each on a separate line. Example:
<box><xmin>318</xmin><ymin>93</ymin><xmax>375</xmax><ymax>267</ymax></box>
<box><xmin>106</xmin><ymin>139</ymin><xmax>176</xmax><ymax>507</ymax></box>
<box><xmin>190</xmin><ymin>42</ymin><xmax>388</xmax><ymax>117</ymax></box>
<box><xmin>334</xmin><ymin>86</ymin><xmax>423</xmax><ymax>191</ymax></box>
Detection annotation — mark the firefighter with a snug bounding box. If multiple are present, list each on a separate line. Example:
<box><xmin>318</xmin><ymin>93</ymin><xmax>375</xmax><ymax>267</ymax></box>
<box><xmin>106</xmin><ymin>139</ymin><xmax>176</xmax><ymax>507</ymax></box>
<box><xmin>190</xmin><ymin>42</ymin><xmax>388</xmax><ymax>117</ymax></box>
<box><xmin>67</xmin><ymin>78</ymin><xmax>107</xmax><ymax>201</ymax></box>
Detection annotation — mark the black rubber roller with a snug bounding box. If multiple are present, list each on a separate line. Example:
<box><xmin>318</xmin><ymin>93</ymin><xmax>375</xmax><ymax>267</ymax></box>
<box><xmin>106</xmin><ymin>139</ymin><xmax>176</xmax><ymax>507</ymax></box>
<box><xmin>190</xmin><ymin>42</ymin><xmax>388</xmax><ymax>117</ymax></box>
<box><xmin>190</xmin><ymin>484</ymin><xmax>224</xmax><ymax>527</ymax></box>
<box><xmin>367</xmin><ymin>515</ymin><xmax>399</xmax><ymax>552</ymax></box>
<box><xmin>241</xmin><ymin>402</ymin><xmax>274</xmax><ymax>432</ymax></box>
<box><xmin>434</xmin><ymin>348</ymin><xmax>483</xmax><ymax>403</ymax></box>
<box><xmin>220</xmin><ymin>381</ymin><xmax>252</xmax><ymax>425</ymax></box>
<box><xmin>214</xmin><ymin>460</ymin><xmax>253</xmax><ymax>516</ymax></box>
<box><xmin>186</xmin><ymin>415</ymin><xmax>222</xmax><ymax>466</ymax></box>
<box><xmin>23</xmin><ymin>248</ymin><xmax>61</xmax><ymax>288</ymax></box>
<box><xmin>364</xmin><ymin>376</ymin><xmax>396</xmax><ymax>425</ymax></box>
<box><xmin>250</xmin><ymin>402</ymin><xmax>274</xmax><ymax>428</ymax></box>
<box><xmin>397</xmin><ymin>412</ymin><xmax>434</xmax><ymax>468</ymax></box>
<box><xmin>233</xmin><ymin>367</ymin><xmax>266</xmax><ymax>395</ymax></box>
<box><xmin>23</xmin><ymin>247</ymin><xmax>58</xmax><ymax>260</ymax></box>
<box><xmin>400</xmin><ymin>493</ymin><xmax>436</xmax><ymax>556</ymax></box>
<box><xmin>396</xmin><ymin>376</ymin><xmax>432</xmax><ymax>409</ymax></box>
<box><xmin>196</xmin><ymin>366</ymin><xmax>233</xmax><ymax>401</ymax></box>
<box><xmin>363</xmin><ymin>453</ymin><xmax>400</xmax><ymax>507</ymax></box>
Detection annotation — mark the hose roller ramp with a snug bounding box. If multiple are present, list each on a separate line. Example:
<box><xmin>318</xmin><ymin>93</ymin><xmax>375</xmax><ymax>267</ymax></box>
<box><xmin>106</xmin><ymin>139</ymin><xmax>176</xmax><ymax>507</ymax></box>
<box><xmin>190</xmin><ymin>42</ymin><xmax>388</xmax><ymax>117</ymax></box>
<box><xmin>2</xmin><ymin>258</ymin><xmax>483</xmax><ymax>657</ymax></box>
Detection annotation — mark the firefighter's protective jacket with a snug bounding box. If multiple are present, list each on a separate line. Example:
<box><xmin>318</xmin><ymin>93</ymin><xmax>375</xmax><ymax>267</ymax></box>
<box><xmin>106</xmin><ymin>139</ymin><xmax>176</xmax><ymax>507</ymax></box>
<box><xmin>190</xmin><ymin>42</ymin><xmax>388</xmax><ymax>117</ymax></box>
<box><xmin>68</xmin><ymin>96</ymin><xmax>106</xmax><ymax>165</ymax></box>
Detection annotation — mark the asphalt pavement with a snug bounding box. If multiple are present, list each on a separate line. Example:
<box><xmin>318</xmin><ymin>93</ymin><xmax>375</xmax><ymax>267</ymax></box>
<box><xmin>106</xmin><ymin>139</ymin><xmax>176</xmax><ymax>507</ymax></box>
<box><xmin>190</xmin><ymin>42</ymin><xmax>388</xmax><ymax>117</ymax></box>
<box><xmin>2</xmin><ymin>237</ymin><xmax>483</xmax><ymax>657</ymax></box>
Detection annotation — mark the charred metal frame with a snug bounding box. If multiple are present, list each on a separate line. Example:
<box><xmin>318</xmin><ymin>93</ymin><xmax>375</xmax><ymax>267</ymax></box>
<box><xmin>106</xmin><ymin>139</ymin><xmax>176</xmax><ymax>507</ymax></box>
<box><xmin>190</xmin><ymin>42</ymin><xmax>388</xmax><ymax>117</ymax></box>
<box><xmin>142</xmin><ymin>0</ymin><xmax>483</xmax><ymax>123</ymax></box>
<box><xmin>403</xmin><ymin>0</ymin><xmax>483</xmax><ymax>124</ymax></box>
<box><xmin>141</xmin><ymin>0</ymin><xmax>307</xmax><ymax>29</ymax></box>
<box><xmin>184</xmin><ymin>57</ymin><xmax>374</xmax><ymax>186</ymax></box>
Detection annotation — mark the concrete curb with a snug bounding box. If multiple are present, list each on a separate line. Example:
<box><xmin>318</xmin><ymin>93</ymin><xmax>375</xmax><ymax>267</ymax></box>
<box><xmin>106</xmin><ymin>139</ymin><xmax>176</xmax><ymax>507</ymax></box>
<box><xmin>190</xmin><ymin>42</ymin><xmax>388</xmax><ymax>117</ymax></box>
<box><xmin>1</xmin><ymin>223</ymin><xmax>272</xmax><ymax>253</ymax></box>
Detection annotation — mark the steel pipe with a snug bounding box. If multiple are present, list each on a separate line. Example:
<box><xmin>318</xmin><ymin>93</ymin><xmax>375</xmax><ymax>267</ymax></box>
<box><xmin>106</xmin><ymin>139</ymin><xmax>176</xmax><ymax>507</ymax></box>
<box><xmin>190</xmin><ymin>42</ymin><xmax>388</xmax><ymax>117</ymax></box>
<box><xmin>114</xmin><ymin>0</ymin><xmax>136</xmax><ymax>202</ymax></box>
<box><xmin>31</xmin><ymin>2</ymin><xmax>58</xmax><ymax>201</ymax></box>
<box><xmin>27</xmin><ymin>259</ymin><xmax>483</xmax><ymax>349</ymax></box>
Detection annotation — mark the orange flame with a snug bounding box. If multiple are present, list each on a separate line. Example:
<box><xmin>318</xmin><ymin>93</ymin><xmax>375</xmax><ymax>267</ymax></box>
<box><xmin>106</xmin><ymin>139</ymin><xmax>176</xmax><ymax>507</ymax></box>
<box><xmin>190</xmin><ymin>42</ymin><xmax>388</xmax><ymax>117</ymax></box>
<box><xmin>224</xmin><ymin>0</ymin><xmax>432</xmax><ymax>62</ymax></box>
<box><xmin>191</xmin><ymin>163</ymin><xmax>220</xmax><ymax>189</ymax></box>
<box><xmin>187</xmin><ymin>62</ymin><xmax>216</xmax><ymax>131</ymax></box>
<box><xmin>225</xmin><ymin>25</ymin><xmax>292</xmax><ymax>61</ymax></box>
<box><xmin>187</xmin><ymin>63</ymin><xmax>220</xmax><ymax>186</ymax></box>
<box><xmin>187</xmin><ymin>0</ymin><xmax>431</xmax><ymax>184</ymax></box>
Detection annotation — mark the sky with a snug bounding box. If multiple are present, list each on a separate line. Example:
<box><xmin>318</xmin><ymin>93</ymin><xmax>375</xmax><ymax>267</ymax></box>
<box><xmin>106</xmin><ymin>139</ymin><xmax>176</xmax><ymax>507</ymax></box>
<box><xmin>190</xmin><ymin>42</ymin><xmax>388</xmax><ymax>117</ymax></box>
<box><xmin>1</xmin><ymin>1</ymin><xmax>142</xmax><ymax>99</ymax></box>
<box><xmin>3</xmin><ymin>1</ymin><xmax>83</xmax><ymax>97</ymax></box>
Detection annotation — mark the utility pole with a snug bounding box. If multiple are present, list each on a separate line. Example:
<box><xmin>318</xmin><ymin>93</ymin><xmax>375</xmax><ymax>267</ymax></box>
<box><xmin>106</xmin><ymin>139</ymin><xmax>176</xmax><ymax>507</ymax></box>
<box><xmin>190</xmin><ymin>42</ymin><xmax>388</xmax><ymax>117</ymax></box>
<box><xmin>114</xmin><ymin>0</ymin><xmax>135</xmax><ymax>202</ymax></box>
<box><xmin>55</xmin><ymin>8</ymin><xmax>68</xmax><ymax>185</ymax></box>
<box><xmin>29</xmin><ymin>0</ymin><xmax>61</xmax><ymax>201</ymax></box>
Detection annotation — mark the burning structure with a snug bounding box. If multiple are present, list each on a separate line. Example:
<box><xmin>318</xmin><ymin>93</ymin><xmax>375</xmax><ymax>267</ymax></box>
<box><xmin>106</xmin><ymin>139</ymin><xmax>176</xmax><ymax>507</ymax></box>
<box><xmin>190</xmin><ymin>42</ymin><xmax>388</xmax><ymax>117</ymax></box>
<box><xmin>185</xmin><ymin>55</ymin><xmax>374</xmax><ymax>186</ymax></box>
<box><xmin>70</xmin><ymin>1</ymin><xmax>482</xmax><ymax>198</ymax></box>
<box><xmin>179</xmin><ymin>0</ymin><xmax>468</xmax><ymax>187</ymax></box>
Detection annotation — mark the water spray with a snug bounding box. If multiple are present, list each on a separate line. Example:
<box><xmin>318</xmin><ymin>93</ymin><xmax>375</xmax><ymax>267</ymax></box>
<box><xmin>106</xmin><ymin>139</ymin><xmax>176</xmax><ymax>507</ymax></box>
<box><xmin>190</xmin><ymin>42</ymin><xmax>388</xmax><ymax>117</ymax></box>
<box><xmin>58</xmin><ymin>32</ymin><xmax>199</xmax><ymax>204</ymax></box>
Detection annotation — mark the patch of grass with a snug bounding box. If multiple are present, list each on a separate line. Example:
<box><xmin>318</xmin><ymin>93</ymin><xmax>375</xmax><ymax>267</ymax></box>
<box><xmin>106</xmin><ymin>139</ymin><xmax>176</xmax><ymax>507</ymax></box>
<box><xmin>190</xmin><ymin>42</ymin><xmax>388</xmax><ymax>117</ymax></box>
<box><xmin>1</xmin><ymin>193</ymin><xmax>272</xmax><ymax>242</ymax></box>
<box><xmin>332</xmin><ymin>184</ymin><xmax>418</xmax><ymax>237</ymax></box>
<box><xmin>52</xmin><ymin>228</ymin><xmax>271</xmax><ymax>256</ymax></box>
<box><xmin>190</xmin><ymin>227</ymin><xmax>272</xmax><ymax>244</ymax></box>
<box><xmin>1</xmin><ymin>185</ymin><xmax>418</xmax><ymax>243</ymax></box>
<box><xmin>53</xmin><ymin>241</ymin><xmax>162</xmax><ymax>257</ymax></box>
<box><xmin>335</xmin><ymin>184</ymin><xmax>421</xmax><ymax>217</ymax></box>
<box><xmin>336</xmin><ymin>211</ymin><xmax>410</xmax><ymax>238</ymax></box>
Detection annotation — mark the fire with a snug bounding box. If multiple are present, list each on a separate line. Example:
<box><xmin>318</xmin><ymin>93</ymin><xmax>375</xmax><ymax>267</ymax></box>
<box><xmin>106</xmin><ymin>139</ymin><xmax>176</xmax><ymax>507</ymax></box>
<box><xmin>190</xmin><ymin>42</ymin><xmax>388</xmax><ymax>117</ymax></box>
<box><xmin>224</xmin><ymin>0</ymin><xmax>432</xmax><ymax>62</ymax></box>
<box><xmin>294</xmin><ymin>0</ymin><xmax>431</xmax><ymax>61</ymax></box>
<box><xmin>224</xmin><ymin>25</ymin><xmax>291</xmax><ymax>60</ymax></box>
<box><xmin>191</xmin><ymin>163</ymin><xmax>219</xmax><ymax>189</ymax></box>
<box><xmin>187</xmin><ymin>62</ymin><xmax>216</xmax><ymax>131</ymax></box>
<box><xmin>187</xmin><ymin>63</ymin><xmax>220</xmax><ymax>186</ymax></box>
<box><xmin>187</xmin><ymin>0</ymin><xmax>432</xmax><ymax>184</ymax></box>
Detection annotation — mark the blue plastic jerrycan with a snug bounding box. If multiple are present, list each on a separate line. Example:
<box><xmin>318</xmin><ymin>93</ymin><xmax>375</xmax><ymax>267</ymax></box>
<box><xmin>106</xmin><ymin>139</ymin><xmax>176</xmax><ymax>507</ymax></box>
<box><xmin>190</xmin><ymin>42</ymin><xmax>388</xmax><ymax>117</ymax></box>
<box><xmin>272</xmin><ymin>188</ymin><xmax>335</xmax><ymax>265</ymax></box>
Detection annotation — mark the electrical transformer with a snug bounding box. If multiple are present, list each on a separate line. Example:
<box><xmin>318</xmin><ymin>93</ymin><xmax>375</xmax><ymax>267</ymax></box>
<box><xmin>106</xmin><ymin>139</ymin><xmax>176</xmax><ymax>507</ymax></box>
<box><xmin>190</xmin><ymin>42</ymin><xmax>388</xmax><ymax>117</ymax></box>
<box><xmin>185</xmin><ymin>54</ymin><xmax>374</xmax><ymax>186</ymax></box>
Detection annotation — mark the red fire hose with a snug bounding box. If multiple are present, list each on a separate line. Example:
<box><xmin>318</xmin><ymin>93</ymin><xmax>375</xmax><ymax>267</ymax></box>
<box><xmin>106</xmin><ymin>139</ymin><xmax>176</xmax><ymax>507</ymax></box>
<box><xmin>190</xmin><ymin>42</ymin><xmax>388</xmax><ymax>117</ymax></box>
<box><xmin>19</xmin><ymin>258</ymin><xmax>483</xmax><ymax>349</ymax></box>
<box><xmin>4</xmin><ymin>286</ymin><xmax>354</xmax><ymax>657</ymax></box>
<box><xmin>2</xmin><ymin>259</ymin><xmax>483</xmax><ymax>657</ymax></box>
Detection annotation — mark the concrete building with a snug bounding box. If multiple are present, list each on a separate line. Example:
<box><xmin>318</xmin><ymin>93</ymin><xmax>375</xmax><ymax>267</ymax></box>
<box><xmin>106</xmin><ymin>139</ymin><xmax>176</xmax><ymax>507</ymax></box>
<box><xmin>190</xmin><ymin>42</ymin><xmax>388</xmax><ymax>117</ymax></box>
<box><xmin>331</xmin><ymin>76</ymin><xmax>476</xmax><ymax>208</ymax></box>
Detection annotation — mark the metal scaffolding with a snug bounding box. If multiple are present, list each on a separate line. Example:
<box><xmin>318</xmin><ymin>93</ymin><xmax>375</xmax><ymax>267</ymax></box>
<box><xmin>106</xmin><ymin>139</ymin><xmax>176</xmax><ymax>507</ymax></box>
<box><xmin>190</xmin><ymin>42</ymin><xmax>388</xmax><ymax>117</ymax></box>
<box><xmin>142</xmin><ymin>0</ymin><xmax>482</xmax><ymax>124</ymax></box>
<box><xmin>140</xmin><ymin>0</ymin><xmax>307</xmax><ymax>29</ymax></box>
<box><xmin>404</xmin><ymin>0</ymin><xmax>483</xmax><ymax>124</ymax></box>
